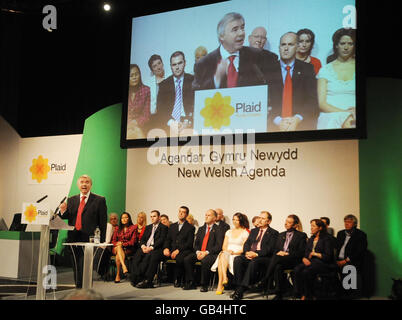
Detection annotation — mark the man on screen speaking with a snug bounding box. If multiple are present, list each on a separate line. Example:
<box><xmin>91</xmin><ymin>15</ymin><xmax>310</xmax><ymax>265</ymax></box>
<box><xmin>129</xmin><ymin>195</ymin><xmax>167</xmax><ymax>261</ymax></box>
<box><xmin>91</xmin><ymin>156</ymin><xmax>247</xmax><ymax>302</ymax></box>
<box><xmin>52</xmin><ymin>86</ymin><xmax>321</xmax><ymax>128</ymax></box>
<box><xmin>193</xmin><ymin>12</ymin><xmax>275</xmax><ymax>90</ymax></box>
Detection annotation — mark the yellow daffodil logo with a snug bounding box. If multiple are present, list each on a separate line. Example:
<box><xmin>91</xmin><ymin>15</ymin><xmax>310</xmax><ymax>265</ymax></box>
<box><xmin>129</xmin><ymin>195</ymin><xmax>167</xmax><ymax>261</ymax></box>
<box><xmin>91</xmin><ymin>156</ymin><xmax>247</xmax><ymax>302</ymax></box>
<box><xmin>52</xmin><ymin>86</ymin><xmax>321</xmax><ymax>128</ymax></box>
<box><xmin>200</xmin><ymin>92</ymin><xmax>235</xmax><ymax>130</ymax></box>
<box><xmin>29</xmin><ymin>155</ymin><xmax>51</xmax><ymax>183</ymax></box>
<box><xmin>24</xmin><ymin>204</ymin><xmax>38</xmax><ymax>223</ymax></box>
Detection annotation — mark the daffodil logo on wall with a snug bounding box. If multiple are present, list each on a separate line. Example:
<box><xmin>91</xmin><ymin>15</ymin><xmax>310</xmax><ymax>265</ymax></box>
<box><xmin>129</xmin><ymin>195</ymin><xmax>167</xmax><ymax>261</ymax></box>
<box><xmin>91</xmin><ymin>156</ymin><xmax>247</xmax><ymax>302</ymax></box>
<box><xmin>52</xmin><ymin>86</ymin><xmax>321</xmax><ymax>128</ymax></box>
<box><xmin>29</xmin><ymin>155</ymin><xmax>51</xmax><ymax>183</ymax></box>
<box><xmin>200</xmin><ymin>92</ymin><xmax>235</xmax><ymax>130</ymax></box>
<box><xmin>24</xmin><ymin>204</ymin><xmax>38</xmax><ymax>223</ymax></box>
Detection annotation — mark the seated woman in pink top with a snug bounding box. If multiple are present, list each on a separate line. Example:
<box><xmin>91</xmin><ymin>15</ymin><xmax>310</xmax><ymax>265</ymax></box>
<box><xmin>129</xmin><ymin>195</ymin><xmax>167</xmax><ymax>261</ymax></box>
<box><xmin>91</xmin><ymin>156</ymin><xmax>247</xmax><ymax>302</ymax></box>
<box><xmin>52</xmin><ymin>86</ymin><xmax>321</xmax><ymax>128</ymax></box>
<box><xmin>296</xmin><ymin>28</ymin><xmax>322</xmax><ymax>75</ymax></box>
<box><xmin>112</xmin><ymin>212</ymin><xmax>137</xmax><ymax>283</ymax></box>
<box><xmin>127</xmin><ymin>64</ymin><xmax>151</xmax><ymax>139</ymax></box>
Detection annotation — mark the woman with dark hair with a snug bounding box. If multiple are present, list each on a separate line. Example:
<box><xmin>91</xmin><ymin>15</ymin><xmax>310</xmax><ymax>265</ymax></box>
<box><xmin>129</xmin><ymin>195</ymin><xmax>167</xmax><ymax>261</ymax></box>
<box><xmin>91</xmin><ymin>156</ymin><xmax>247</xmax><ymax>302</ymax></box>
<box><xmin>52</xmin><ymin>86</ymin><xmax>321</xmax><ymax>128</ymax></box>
<box><xmin>111</xmin><ymin>212</ymin><xmax>137</xmax><ymax>283</ymax></box>
<box><xmin>147</xmin><ymin>54</ymin><xmax>165</xmax><ymax>114</ymax></box>
<box><xmin>317</xmin><ymin>28</ymin><xmax>356</xmax><ymax>129</ymax></box>
<box><xmin>127</xmin><ymin>64</ymin><xmax>151</xmax><ymax>139</ymax></box>
<box><xmin>211</xmin><ymin>212</ymin><xmax>250</xmax><ymax>294</ymax></box>
<box><xmin>294</xmin><ymin>219</ymin><xmax>334</xmax><ymax>300</ymax></box>
<box><xmin>296</xmin><ymin>28</ymin><xmax>322</xmax><ymax>75</ymax></box>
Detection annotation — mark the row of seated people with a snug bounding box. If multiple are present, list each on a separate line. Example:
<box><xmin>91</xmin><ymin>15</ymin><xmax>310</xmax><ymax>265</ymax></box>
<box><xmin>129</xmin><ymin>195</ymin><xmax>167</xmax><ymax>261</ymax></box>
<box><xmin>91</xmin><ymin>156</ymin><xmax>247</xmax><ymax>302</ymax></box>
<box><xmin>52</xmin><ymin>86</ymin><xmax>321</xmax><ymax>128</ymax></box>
<box><xmin>108</xmin><ymin>208</ymin><xmax>367</xmax><ymax>300</ymax></box>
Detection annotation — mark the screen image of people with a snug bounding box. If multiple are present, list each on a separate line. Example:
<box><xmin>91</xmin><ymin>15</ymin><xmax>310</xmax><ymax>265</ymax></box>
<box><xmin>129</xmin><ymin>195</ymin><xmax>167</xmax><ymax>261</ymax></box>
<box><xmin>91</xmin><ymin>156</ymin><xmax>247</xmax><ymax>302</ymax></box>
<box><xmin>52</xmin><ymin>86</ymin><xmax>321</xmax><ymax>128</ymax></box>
<box><xmin>125</xmin><ymin>0</ymin><xmax>356</xmax><ymax>140</ymax></box>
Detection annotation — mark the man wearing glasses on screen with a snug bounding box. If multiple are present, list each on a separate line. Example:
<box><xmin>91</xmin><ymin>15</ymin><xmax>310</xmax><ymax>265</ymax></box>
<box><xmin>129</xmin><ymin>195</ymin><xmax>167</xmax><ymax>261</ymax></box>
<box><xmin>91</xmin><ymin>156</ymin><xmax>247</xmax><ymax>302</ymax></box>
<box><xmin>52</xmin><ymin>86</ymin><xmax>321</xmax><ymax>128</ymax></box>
<box><xmin>155</xmin><ymin>51</ymin><xmax>194</xmax><ymax>136</ymax></box>
<box><xmin>193</xmin><ymin>12</ymin><xmax>276</xmax><ymax>90</ymax></box>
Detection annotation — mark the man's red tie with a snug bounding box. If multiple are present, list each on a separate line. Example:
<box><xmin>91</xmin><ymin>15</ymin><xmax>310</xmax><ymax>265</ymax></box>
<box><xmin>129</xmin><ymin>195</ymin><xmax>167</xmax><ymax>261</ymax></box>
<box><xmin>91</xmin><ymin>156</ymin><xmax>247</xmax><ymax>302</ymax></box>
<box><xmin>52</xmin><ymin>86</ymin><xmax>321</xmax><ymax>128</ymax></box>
<box><xmin>282</xmin><ymin>65</ymin><xmax>293</xmax><ymax>118</ymax></box>
<box><xmin>227</xmin><ymin>55</ymin><xmax>238</xmax><ymax>88</ymax></box>
<box><xmin>201</xmin><ymin>226</ymin><xmax>210</xmax><ymax>251</ymax></box>
<box><xmin>75</xmin><ymin>196</ymin><xmax>86</xmax><ymax>230</ymax></box>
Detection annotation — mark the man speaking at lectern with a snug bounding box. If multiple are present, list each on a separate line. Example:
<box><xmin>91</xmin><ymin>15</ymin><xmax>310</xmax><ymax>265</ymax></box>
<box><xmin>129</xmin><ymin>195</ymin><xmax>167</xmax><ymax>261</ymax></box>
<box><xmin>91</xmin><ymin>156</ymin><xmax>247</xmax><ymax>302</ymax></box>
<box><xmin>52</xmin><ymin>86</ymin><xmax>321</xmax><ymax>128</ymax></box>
<box><xmin>59</xmin><ymin>174</ymin><xmax>107</xmax><ymax>288</ymax></box>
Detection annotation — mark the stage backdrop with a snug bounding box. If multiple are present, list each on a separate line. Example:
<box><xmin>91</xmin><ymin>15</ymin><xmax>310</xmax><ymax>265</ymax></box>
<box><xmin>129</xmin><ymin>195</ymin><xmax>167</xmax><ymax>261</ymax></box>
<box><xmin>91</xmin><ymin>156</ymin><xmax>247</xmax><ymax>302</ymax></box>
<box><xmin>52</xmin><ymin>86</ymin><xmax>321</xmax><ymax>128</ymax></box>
<box><xmin>126</xmin><ymin>139</ymin><xmax>359</xmax><ymax>234</ymax></box>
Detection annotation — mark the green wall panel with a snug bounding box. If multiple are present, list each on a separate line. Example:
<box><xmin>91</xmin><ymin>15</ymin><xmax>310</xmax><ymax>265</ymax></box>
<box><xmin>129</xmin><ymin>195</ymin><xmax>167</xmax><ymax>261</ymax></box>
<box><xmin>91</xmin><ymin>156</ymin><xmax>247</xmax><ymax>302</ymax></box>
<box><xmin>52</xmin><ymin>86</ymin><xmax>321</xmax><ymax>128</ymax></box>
<box><xmin>359</xmin><ymin>78</ymin><xmax>402</xmax><ymax>297</ymax></box>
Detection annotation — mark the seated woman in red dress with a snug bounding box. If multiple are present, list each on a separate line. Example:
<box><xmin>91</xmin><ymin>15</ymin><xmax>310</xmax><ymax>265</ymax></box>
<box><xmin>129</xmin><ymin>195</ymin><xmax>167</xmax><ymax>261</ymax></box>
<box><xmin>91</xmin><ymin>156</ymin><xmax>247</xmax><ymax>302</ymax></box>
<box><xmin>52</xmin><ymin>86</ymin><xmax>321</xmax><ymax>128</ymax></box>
<box><xmin>111</xmin><ymin>212</ymin><xmax>137</xmax><ymax>283</ymax></box>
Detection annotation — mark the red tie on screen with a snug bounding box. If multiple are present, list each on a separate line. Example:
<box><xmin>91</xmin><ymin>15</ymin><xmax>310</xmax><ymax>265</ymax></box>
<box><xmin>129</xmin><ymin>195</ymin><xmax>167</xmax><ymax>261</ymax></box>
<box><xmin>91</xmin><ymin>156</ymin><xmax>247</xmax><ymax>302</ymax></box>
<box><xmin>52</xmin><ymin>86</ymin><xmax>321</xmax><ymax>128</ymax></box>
<box><xmin>227</xmin><ymin>55</ymin><xmax>238</xmax><ymax>88</ymax></box>
<box><xmin>201</xmin><ymin>226</ymin><xmax>211</xmax><ymax>251</ymax></box>
<box><xmin>75</xmin><ymin>196</ymin><xmax>86</xmax><ymax>231</ymax></box>
<box><xmin>282</xmin><ymin>66</ymin><xmax>293</xmax><ymax>118</ymax></box>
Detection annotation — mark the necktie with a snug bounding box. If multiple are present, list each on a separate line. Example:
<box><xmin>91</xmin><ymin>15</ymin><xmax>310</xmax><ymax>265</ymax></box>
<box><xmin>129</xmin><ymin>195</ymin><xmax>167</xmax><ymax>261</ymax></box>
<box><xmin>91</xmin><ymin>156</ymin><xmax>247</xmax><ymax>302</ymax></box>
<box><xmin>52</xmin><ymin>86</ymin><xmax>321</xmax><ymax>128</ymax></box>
<box><xmin>227</xmin><ymin>55</ymin><xmax>238</xmax><ymax>88</ymax></box>
<box><xmin>282</xmin><ymin>65</ymin><xmax>293</xmax><ymax>117</ymax></box>
<box><xmin>146</xmin><ymin>224</ymin><xmax>157</xmax><ymax>247</ymax></box>
<box><xmin>172</xmin><ymin>79</ymin><xmax>183</xmax><ymax>121</ymax></box>
<box><xmin>201</xmin><ymin>226</ymin><xmax>211</xmax><ymax>251</ymax></box>
<box><xmin>251</xmin><ymin>229</ymin><xmax>263</xmax><ymax>251</ymax></box>
<box><xmin>75</xmin><ymin>196</ymin><xmax>86</xmax><ymax>231</ymax></box>
<box><xmin>283</xmin><ymin>232</ymin><xmax>293</xmax><ymax>252</ymax></box>
<box><xmin>338</xmin><ymin>232</ymin><xmax>351</xmax><ymax>259</ymax></box>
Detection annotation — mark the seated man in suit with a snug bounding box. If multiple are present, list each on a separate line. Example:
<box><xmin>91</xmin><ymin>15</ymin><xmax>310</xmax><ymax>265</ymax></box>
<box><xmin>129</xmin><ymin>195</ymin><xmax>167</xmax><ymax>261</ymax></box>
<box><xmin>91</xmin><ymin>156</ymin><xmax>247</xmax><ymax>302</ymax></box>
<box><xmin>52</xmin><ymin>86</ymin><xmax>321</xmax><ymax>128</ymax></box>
<box><xmin>336</xmin><ymin>214</ymin><xmax>368</xmax><ymax>295</ymax></box>
<box><xmin>231</xmin><ymin>211</ymin><xmax>279</xmax><ymax>300</ymax></box>
<box><xmin>193</xmin><ymin>12</ymin><xmax>274</xmax><ymax>91</ymax></box>
<box><xmin>130</xmin><ymin>210</ymin><xmax>168</xmax><ymax>288</ymax></box>
<box><xmin>268</xmin><ymin>32</ymin><xmax>318</xmax><ymax>132</ymax></box>
<box><xmin>163</xmin><ymin>206</ymin><xmax>195</xmax><ymax>287</ymax></box>
<box><xmin>215</xmin><ymin>208</ymin><xmax>230</xmax><ymax>236</ymax></box>
<box><xmin>183</xmin><ymin>209</ymin><xmax>223</xmax><ymax>292</ymax></box>
<box><xmin>253</xmin><ymin>214</ymin><xmax>307</xmax><ymax>299</ymax></box>
<box><xmin>155</xmin><ymin>51</ymin><xmax>194</xmax><ymax>136</ymax></box>
<box><xmin>59</xmin><ymin>174</ymin><xmax>107</xmax><ymax>288</ymax></box>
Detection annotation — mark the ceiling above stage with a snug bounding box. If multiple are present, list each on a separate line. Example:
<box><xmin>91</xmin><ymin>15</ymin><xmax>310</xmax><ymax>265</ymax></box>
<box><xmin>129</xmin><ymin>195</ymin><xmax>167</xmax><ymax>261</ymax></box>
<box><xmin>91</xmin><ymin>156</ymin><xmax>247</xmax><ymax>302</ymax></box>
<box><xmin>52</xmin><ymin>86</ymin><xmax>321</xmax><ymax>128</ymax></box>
<box><xmin>1</xmin><ymin>0</ymin><xmax>401</xmax><ymax>138</ymax></box>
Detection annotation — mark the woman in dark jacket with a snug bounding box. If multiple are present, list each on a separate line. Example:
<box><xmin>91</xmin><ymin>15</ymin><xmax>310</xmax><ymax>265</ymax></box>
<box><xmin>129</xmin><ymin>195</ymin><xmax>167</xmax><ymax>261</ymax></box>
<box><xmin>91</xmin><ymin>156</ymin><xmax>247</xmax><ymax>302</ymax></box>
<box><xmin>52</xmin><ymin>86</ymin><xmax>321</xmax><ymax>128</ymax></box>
<box><xmin>294</xmin><ymin>219</ymin><xmax>334</xmax><ymax>300</ymax></box>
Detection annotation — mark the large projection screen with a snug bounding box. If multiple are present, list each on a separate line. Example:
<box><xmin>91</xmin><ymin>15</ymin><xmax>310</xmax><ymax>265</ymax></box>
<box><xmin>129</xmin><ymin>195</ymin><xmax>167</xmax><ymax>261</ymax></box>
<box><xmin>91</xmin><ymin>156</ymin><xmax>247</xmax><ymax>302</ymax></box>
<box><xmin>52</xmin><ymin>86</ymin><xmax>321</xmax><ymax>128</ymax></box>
<box><xmin>121</xmin><ymin>0</ymin><xmax>363</xmax><ymax>148</ymax></box>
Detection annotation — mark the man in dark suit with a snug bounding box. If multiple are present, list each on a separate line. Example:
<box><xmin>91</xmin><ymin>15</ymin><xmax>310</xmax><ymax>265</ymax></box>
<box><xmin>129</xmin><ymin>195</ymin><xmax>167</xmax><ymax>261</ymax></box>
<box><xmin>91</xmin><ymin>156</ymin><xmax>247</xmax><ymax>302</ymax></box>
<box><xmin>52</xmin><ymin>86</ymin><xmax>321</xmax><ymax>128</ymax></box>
<box><xmin>268</xmin><ymin>32</ymin><xmax>318</xmax><ymax>132</ymax></box>
<box><xmin>130</xmin><ymin>210</ymin><xmax>168</xmax><ymax>288</ymax></box>
<box><xmin>231</xmin><ymin>211</ymin><xmax>279</xmax><ymax>300</ymax></box>
<box><xmin>59</xmin><ymin>174</ymin><xmax>107</xmax><ymax>288</ymax></box>
<box><xmin>163</xmin><ymin>206</ymin><xmax>195</xmax><ymax>287</ymax></box>
<box><xmin>193</xmin><ymin>12</ymin><xmax>275</xmax><ymax>91</ymax></box>
<box><xmin>336</xmin><ymin>214</ymin><xmax>367</xmax><ymax>271</ymax></box>
<box><xmin>253</xmin><ymin>214</ymin><xmax>307</xmax><ymax>299</ymax></box>
<box><xmin>215</xmin><ymin>208</ymin><xmax>230</xmax><ymax>240</ymax></box>
<box><xmin>154</xmin><ymin>51</ymin><xmax>194</xmax><ymax>135</ymax></box>
<box><xmin>183</xmin><ymin>209</ymin><xmax>223</xmax><ymax>292</ymax></box>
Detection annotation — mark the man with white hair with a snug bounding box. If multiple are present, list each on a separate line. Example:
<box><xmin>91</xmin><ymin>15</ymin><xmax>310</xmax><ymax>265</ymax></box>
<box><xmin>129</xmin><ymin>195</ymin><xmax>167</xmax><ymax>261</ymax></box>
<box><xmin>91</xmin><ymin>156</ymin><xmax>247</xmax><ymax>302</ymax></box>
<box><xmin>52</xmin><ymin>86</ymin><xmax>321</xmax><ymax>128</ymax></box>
<box><xmin>59</xmin><ymin>174</ymin><xmax>107</xmax><ymax>288</ymax></box>
<box><xmin>193</xmin><ymin>12</ymin><xmax>276</xmax><ymax>90</ymax></box>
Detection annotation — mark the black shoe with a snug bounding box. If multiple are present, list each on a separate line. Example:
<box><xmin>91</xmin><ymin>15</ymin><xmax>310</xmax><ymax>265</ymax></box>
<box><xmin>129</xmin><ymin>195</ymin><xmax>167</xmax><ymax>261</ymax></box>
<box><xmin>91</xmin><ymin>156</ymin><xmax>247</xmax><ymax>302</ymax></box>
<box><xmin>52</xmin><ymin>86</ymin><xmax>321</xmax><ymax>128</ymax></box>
<box><xmin>200</xmin><ymin>286</ymin><xmax>208</xmax><ymax>292</ymax></box>
<box><xmin>251</xmin><ymin>280</ymin><xmax>266</xmax><ymax>291</ymax></box>
<box><xmin>174</xmin><ymin>279</ymin><xmax>182</xmax><ymax>288</ymax></box>
<box><xmin>136</xmin><ymin>280</ymin><xmax>154</xmax><ymax>289</ymax></box>
<box><xmin>231</xmin><ymin>291</ymin><xmax>243</xmax><ymax>300</ymax></box>
<box><xmin>183</xmin><ymin>281</ymin><xmax>196</xmax><ymax>290</ymax></box>
<box><xmin>271</xmin><ymin>294</ymin><xmax>282</xmax><ymax>300</ymax></box>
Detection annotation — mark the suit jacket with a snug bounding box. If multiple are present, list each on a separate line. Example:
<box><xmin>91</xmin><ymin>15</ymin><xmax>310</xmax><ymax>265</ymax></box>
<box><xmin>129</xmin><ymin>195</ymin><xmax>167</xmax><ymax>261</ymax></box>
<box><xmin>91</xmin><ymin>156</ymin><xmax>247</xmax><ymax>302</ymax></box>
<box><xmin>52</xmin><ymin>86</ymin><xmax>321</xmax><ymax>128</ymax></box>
<box><xmin>194</xmin><ymin>224</ymin><xmax>223</xmax><ymax>255</ymax></box>
<box><xmin>275</xmin><ymin>229</ymin><xmax>307</xmax><ymax>261</ymax></box>
<box><xmin>60</xmin><ymin>193</ymin><xmax>107</xmax><ymax>242</ymax></box>
<box><xmin>304</xmin><ymin>233</ymin><xmax>334</xmax><ymax>263</ymax></box>
<box><xmin>164</xmin><ymin>220</ymin><xmax>195</xmax><ymax>252</ymax></box>
<box><xmin>243</xmin><ymin>226</ymin><xmax>279</xmax><ymax>258</ymax></box>
<box><xmin>269</xmin><ymin>59</ymin><xmax>319</xmax><ymax>131</ymax></box>
<box><xmin>140</xmin><ymin>223</ymin><xmax>168</xmax><ymax>251</ymax></box>
<box><xmin>193</xmin><ymin>46</ymin><xmax>274</xmax><ymax>90</ymax></box>
<box><xmin>336</xmin><ymin>228</ymin><xmax>367</xmax><ymax>268</ymax></box>
<box><xmin>154</xmin><ymin>73</ymin><xmax>194</xmax><ymax>131</ymax></box>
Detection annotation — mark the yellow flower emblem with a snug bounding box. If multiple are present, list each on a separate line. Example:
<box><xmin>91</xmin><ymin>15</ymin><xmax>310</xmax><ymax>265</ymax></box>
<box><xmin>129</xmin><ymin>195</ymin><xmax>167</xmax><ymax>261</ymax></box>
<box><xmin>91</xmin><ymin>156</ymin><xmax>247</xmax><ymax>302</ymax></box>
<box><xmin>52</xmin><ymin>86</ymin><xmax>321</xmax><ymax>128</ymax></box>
<box><xmin>29</xmin><ymin>155</ymin><xmax>51</xmax><ymax>183</ymax></box>
<box><xmin>200</xmin><ymin>92</ymin><xmax>235</xmax><ymax>130</ymax></box>
<box><xmin>24</xmin><ymin>204</ymin><xmax>38</xmax><ymax>223</ymax></box>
